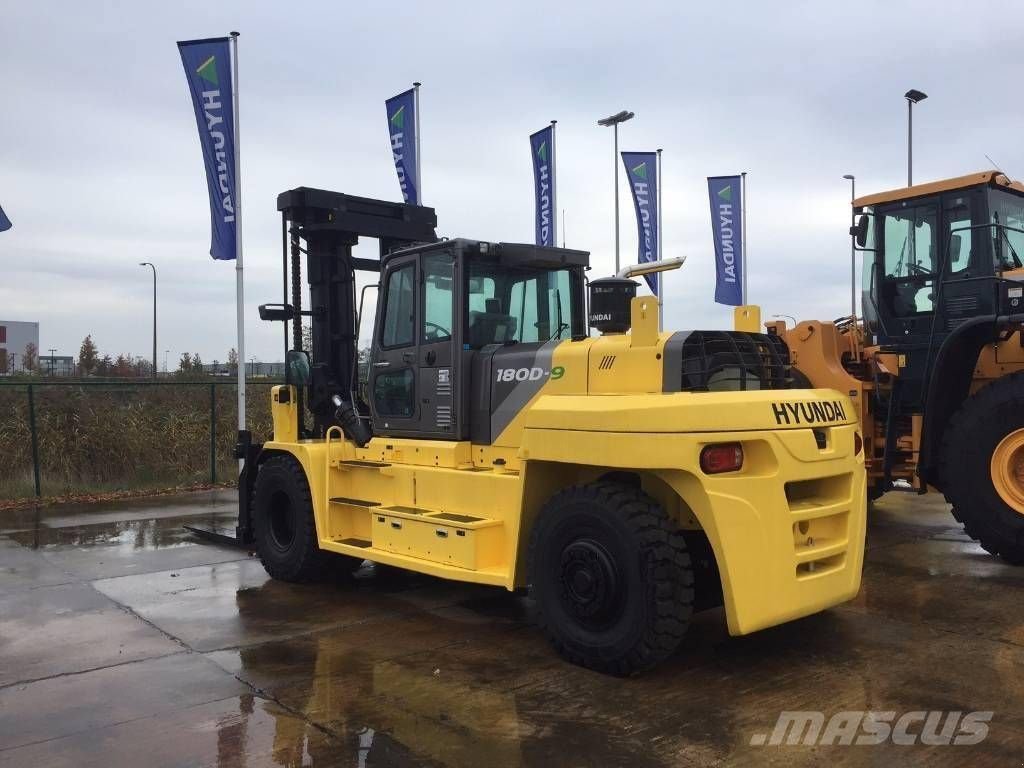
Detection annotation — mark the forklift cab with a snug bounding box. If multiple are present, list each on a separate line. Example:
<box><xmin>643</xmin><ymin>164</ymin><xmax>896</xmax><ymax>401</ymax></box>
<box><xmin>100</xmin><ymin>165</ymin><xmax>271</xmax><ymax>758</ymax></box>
<box><xmin>365</xmin><ymin>239</ymin><xmax>588</xmax><ymax>440</ymax></box>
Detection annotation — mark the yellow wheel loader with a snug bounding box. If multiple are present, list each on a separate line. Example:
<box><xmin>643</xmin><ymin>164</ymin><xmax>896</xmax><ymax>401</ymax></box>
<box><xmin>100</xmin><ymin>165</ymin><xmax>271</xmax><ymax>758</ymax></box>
<box><xmin>770</xmin><ymin>171</ymin><xmax>1024</xmax><ymax>564</ymax></box>
<box><xmin>222</xmin><ymin>187</ymin><xmax>865</xmax><ymax>675</ymax></box>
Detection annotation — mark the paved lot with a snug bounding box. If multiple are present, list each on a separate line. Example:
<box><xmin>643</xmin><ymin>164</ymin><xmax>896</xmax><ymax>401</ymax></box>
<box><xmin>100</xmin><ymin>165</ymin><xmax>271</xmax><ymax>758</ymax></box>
<box><xmin>2</xmin><ymin>489</ymin><xmax>1024</xmax><ymax>766</ymax></box>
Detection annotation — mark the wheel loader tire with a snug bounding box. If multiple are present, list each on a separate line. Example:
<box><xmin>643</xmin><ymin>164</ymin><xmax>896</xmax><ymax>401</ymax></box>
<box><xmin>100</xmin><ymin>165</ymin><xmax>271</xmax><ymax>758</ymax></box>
<box><xmin>527</xmin><ymin>481</ymin><xmax>694</xmax><ymax>675</ymax></box>
<box><xmin>940</xmin><ymin>373</ymin><xmax>1024</xmax><ymax>565</ymax></box>
<box><xmin>252</xmin><ymin>454</ymin><xmax>359</xmax><ymax>582</ymax></box>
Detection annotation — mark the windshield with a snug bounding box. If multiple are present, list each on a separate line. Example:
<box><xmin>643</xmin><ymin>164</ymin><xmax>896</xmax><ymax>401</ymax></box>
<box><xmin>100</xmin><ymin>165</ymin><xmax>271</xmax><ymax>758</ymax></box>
<box><xmin>989</xmin><ymin>190</ymin><xmax>1024</xmax><ymax>270</ymax></box>
<box><xmin>466</xmin><ymin>260</ymin><xmax>577</xmax><ymax>348</ymax></box>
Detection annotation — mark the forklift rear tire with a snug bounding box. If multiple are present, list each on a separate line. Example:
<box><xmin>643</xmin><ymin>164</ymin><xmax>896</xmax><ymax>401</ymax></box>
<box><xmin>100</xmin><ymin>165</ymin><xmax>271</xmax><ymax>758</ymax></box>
<box><xmin>252</xmin><ymin>454</ymin><xmax>359</xmax><ymax>582</ymax></box>
<box><xmin>528</xmin><ymin>481</ymin><xmax>694</xmax><ymax>675</ymax></box>
<box><xmin>940</xmin><ymin>373</ymin><xmax>1024</xmax><ymax>565</ymax></box>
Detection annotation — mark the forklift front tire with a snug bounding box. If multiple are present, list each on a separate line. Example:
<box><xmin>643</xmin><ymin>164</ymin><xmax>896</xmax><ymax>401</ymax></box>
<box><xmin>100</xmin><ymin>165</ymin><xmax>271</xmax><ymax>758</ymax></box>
<box><xmin>528</xmin><ymin>481</ymin><xmax>694</xmax><ymax>676</ymax></box>
<box><xmin>252</xmin><ymin>454</ymin><xmax>359</xmax><ymax>582</ymax></box>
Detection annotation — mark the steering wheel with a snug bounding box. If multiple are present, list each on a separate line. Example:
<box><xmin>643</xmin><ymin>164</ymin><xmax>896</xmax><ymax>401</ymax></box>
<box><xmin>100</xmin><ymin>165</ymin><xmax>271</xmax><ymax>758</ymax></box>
<box><xmin>423</xmin><ymin>321</ymin><xmax>450</xmax><ymax>341</ymax></box>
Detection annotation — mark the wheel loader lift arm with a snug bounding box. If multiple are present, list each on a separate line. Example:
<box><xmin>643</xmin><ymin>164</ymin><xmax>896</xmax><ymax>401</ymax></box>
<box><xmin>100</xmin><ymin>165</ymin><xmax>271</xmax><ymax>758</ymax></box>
<box><xmin>231</xmin><ymin>189</ymin><xmax>438</xmax><ymax>546</ymax></box>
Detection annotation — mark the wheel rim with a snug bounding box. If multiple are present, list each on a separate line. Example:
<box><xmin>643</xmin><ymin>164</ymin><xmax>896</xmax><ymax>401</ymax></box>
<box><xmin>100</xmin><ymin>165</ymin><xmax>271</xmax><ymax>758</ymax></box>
<box><xmin>558</xmin><ymin>539</ymin><xmax>622</xmax><ymax>629</ymax></box>
<box><xmin>990</xmin><ymin>428</ymin><xmax>1024</xmax><ymax>516</ymax></box>
<box><xmin>268</xmin><ymin>489</ymin><xmax>296</xmax><ymax>550</ymax></box>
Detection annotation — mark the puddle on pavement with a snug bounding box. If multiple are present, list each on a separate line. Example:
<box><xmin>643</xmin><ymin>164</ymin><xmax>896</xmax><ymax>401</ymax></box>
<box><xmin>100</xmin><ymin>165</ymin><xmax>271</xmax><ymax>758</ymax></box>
<box><xmin>8</xmin><ymin>513</ymin><xmax>237</xmax><ymax>552</ymax></box>
<box><xmin>212</xmin><ymin>633</ymin><xmax>668</xmax><ymax>768</ymax></box>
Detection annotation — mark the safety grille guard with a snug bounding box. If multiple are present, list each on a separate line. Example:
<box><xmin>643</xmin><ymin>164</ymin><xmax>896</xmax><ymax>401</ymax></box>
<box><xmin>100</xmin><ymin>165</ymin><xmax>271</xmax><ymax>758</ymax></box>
<box><xmin>678</xmin><ymin>331</ymin><xmax>792</xmax><ymax>392</ymax></box>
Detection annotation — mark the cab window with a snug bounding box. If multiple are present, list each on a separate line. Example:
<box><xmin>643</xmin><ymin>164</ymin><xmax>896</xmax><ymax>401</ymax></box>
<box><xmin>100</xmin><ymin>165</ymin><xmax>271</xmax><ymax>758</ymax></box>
<box><xmin>467</xmin><ymin>261</ymin><xmax>576</xmax><ymax>348</ymax></box>
<box><xmin>381</xmin><ymin>263</ymin><xmax>415</xmax><ymax>348</ymax></box>
<box><xmin>422</xmin><ymin>252</ymin><xmax>454</xmax><ymax>342</ymax></box>
<box><xmin>943</xmin><ymin>195</ymin><xmax>973</xmax><ymax>275</ymax></box>
<box><xmin>989</xmin><ymin>190</ymin><xmax>1024</xmax><ymax>271</ymax></box>
<box><xmin>879</xmin><ymin>202</ymin><xmax>937</xmax><ymax>316</ymax></box>
<box><xmin>883</xmin><ymin>204</ymin><xmax>937</xmax><ymax>278</ymax></box>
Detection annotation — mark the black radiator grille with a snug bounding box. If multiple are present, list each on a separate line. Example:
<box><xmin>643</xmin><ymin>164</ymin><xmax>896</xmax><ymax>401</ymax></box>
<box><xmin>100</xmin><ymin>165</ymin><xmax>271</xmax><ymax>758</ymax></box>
<box><xmin>678</xmin><ymin>331</ymin><xmax>792</xmax><ymax>392</ymax></box>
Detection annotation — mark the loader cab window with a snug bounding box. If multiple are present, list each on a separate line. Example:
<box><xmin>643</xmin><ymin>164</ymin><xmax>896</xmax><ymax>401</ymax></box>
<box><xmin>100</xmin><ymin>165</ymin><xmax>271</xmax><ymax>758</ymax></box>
<box><xmin>466</xmin><ymin>261</ymin><xmax>576</xmax><ymax>348</ymax></box>
<box><xmin>989</xmin><ymin>190</ymin><xmax>1024</xmax><ymax>272</ymax></box>
<box><xmin>944</xmin><ymin>196</ymin><xmax>974</xmax><ymax>275</ymax></box>
<box><xmin>879</xmin><ymin>202</ymin><xmax>938</xmax><ymax>315</ymax></box>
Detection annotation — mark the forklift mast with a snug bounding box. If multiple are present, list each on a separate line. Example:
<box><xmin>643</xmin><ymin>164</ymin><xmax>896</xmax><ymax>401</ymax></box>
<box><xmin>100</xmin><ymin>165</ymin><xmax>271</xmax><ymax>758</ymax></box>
<box><xmin>274</xmin><ymin>187</ymin><xmax>438</xmax><ymax>436</ymax></box>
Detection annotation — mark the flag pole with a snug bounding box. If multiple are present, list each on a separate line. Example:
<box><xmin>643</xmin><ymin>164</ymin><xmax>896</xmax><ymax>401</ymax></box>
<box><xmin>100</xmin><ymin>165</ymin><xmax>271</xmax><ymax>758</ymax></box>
<box><xmin>657</xmin><ymin>148</ymin><xmax>663</xmax><ymax>331</ymax></box>
<box><xmin>230</xmin><ymin>31</ymin><xmax>246</xmax><ymax>456</ymax></box>
<box><xmin>741</xmin><ymin>171</ymin><xmax>748</xmax><ymax>305</ymax></box>
<box><xmin>413</xmin><ymin>82</ymin><xmax>422</xmax><ymax>203</ymax></box>
<box><xmin>550</xmin><ymin>120</ymin><xmax>558</xmax><ymax>247</ymax></box>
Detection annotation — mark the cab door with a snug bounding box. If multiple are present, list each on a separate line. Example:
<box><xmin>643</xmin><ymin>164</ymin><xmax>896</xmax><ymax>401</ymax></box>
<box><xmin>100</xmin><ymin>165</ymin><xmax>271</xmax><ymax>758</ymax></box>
<box><xmin>369</xmin><ymin>248</ymin><xmax>461</xmax><ymax>438</ymax></box>
<box><xmin>369</xmin><ymin>254</ymin><xmax>420</xmax><ymax>432</ymax></box>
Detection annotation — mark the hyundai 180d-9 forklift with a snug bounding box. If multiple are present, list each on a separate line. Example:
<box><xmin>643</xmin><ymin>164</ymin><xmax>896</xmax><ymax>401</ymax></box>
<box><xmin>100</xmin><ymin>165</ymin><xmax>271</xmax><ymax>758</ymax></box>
<box><xmin>229</xmin><ymin>186</ymin><xmax>866</xmax><ymax>675</ymax></box>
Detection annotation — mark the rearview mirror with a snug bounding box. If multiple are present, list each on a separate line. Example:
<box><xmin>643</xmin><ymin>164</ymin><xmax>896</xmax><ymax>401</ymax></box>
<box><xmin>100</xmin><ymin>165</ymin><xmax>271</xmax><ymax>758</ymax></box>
<box><xmin>286</xmin><ymin>350</ymin><xmax>310</xmax><ymax>386</ymax></box>
<box><xmin>852</xmin><ymin>215</ymin><xmax>870</xmax><ymax>248</ymax></box>
<box><xmin>258</xmin><ymin>303</ymin><xmax>297</xmax><ymax>322</ymax></box>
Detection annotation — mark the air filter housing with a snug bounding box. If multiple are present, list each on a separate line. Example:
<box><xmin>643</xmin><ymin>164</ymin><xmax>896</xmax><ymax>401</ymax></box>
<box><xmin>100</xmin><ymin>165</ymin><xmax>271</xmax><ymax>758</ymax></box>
<box><xmin>589</xmin><ymin>277</ymin><xmax>637</xmax><ymax>334</ymax></box>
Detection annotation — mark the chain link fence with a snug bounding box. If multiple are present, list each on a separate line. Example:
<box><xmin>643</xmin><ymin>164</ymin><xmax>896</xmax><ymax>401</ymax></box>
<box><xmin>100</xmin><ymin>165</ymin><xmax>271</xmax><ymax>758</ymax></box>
<box><xmin>0</xmin><ymin>380</ymin><xmax>278</xmax><ymax>500</ymax></box>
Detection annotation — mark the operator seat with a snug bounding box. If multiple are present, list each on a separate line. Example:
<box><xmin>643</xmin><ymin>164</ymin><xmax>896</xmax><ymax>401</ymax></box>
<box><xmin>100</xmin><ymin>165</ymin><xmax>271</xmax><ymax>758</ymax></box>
<box><xmin>469</xmin><ymin>298</ymin><xmax>518</xmax><ymax>348</ymax></box>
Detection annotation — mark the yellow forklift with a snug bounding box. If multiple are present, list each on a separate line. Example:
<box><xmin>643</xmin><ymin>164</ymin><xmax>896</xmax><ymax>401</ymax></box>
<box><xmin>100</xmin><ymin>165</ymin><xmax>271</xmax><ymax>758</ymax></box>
<box><xmin>222</xmin><ymin>187</ymin><xmax>865</xmax><ymax>674</ymax></box>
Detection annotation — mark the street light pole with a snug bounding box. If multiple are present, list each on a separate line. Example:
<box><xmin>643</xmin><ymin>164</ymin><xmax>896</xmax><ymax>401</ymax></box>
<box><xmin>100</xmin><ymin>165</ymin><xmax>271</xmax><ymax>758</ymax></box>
<box><xmin>139</xmin><ymin>262</ymin><xmax>157</xmax><ymax>378</ymax></box>
<box><xmin>843</xmin><ymin>174</ymin><xmax>856</xmax><ymax>317</ymax></box>
<box><xmin>904</xmin><ymin>89</ymin><xmax>927</xmax><ymax>187</ymax></box>
<box><xmin>598</xmin><ymin>110</ymin><xmax>635</xmax><ymax>274</ymax></box>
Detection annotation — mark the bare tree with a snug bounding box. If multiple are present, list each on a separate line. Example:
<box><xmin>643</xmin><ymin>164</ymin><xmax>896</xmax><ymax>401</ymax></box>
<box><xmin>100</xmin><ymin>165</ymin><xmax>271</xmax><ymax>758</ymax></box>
<box><xmin>22</xmin><ymin>342</ymin><xmax>37</xmax><ymax>373</ymax></box>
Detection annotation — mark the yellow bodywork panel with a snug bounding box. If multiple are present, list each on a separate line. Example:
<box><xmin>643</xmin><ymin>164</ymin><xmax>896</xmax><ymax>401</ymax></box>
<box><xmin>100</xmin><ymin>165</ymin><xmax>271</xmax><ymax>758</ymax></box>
<box><xmin>265</xmin><ymin>373</ymin><xmax>866</xmax><ymax>637</ymax></box>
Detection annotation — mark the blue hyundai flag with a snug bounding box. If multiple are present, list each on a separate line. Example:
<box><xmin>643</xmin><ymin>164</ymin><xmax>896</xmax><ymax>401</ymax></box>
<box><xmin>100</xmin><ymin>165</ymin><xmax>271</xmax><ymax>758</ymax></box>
<box><xmin>622</xmin><ymin>152</ymin><xmax>659</xmax><ymax>293</ymax></box>
<box><xmin>530</xmin><ymin>126</ymin><xmax>555</xmax><ymax>246</ymax></box>
<box><xmin>386</xmin><ymin>89</ymin><xmax>419</xmax><ymax>205</ymax></box>
<box><xmin>0</xmin><ymin>205</ymin><xmax>10</xmax><ymax>232</ymax></box>
<box><xmin>708</xmin><ymin>175</ymin><xmax>743</xmax><ymax>305</ymax></box>
<box><xmin>177</xmin><ymin>37</ymin><xmax>237</xmax><ymax>261</ymax></box>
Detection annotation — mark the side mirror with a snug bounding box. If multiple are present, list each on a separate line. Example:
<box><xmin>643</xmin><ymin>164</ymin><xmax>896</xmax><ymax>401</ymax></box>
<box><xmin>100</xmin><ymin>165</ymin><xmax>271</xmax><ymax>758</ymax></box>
<box><xmin>258</xmin><ymin>303</ymin><xmax>296</xmax><ymax>322</ymax></box>
<box><xmin>852</xmin><ymin>215</ymin><xmax>870</xmax><ymax>248</ymax></box>
<box><xmin>286</xmin><ymin>350</ymin><xmax>310</xmax><ymax>386</ymax></box>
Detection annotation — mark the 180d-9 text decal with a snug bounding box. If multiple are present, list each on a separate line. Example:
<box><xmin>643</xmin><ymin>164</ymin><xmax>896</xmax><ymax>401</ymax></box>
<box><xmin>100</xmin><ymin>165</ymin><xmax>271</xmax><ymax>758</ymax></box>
<box><xmin>496</xmin><ymin>366</ymin><xmax>565</xmax><ymax>383</ymax></box>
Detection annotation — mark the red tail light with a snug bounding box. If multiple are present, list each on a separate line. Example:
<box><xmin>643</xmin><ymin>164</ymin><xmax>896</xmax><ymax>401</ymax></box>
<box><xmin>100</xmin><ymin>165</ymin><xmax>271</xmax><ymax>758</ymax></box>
<box><xmin>700</xmin><ymin>443</ymin><xmax>744</xmax><ymax>474</ymax></box>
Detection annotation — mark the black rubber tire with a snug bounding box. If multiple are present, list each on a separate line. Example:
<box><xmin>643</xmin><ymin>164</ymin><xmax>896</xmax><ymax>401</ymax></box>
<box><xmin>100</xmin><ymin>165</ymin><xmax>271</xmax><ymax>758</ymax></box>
<box><xmin>868</xmin><ymin>482</ymin><xmax>888</xmax><ymax>504</ymax></box>
<box><xmin>252</xmin><ymin>454</ymin><xmax>359</xmax><ymax>582</ymax></box>
<box><xmin>939</xmin><ymin>373</ymin><xmax>1024</xmax><ymax>565</ymax></box>
<box><xmin>527</xmin><ymin>481</ymin><xmax>694</xmax><ymax>676</ymax></box>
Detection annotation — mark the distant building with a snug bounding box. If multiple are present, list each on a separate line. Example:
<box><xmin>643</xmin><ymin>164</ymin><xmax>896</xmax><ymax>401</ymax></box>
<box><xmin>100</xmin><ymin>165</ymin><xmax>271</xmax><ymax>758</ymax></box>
<box><xmin>0</xmin><ymin>320</ymin><xmax>40</xmax><ymax>375</ymax></box>
<box><xmin>39</xmin><ymin>355</ymin><xmax>75</xmax><ymax>376</ymax></box>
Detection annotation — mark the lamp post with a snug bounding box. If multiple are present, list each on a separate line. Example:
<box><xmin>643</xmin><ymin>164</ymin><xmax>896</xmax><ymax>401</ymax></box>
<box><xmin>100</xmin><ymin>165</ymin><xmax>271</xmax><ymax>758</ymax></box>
<box><xmin>843</xmin><ymin>174</ymin><xmax>856</xmax><ymax>317</ymax></box>
<box><xmin>138</xmin><ymin>262</ymin><xmax>157</xmax><ymax>378</ymax></box>
<box><xmin>164</xmin><ymin>350</ymin><xmax>170</xmax><ymax>374</ymax></box>
<box><xmin>597</xmin><ymin>109</ymin><xmax>635</xmax><ymax>273</ymax></box>
<box><xmin>904</xmin><ymin>89</ymin><xmax>927</xmax><ymax>187</ymax></box>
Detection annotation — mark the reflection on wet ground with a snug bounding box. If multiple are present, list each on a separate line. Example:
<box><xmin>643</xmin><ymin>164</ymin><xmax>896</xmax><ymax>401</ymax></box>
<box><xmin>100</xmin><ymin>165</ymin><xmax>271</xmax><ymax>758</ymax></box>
<box><xmin>2</xmin><ymin>488</ymin><xmax>1024</xmax><ymax>766</ymax></box>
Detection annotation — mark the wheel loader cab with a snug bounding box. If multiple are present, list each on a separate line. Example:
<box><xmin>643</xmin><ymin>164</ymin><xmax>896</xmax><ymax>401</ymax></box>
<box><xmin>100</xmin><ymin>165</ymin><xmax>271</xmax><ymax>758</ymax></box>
<box><xmin>366</xmin><ymin>239</ymin><xmax>586</xmax><ymax>440</ymax></box>
<box><xmin>861</xmin><ymin>178</ymin><xmax>1024</xmax><ymax>347</ymax></box>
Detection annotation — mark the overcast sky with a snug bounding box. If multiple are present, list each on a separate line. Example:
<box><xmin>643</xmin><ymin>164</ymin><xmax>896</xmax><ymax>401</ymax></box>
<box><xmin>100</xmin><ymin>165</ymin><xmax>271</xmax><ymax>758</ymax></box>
<box><xmin>2</xmin><ymin>1</ymin><xmax>1022</xmax><ymax>367</ymax></box>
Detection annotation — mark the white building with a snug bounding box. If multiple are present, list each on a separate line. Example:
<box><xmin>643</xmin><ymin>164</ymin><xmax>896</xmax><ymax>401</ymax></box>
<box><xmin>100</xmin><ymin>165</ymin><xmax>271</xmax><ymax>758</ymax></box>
<box><xmin>0</xmin><ymin>320</ymin><xmax>40</xmax><ymax>374</ymax></box>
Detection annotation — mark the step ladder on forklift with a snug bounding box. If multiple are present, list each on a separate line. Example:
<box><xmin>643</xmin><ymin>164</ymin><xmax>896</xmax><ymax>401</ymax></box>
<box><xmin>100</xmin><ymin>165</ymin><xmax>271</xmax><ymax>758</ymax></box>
<box><xmin>323</xmin><ymin>428</ymin><xmax>504</xmax><ymax>572</ymax></box>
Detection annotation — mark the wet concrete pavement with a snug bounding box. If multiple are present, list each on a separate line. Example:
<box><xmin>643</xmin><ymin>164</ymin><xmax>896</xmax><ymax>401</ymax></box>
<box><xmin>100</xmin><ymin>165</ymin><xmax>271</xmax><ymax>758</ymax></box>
<box><xmin>2</xmin><ymin>489</ymin><xmax>1024</xmax><ymax>766</ymax></box>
